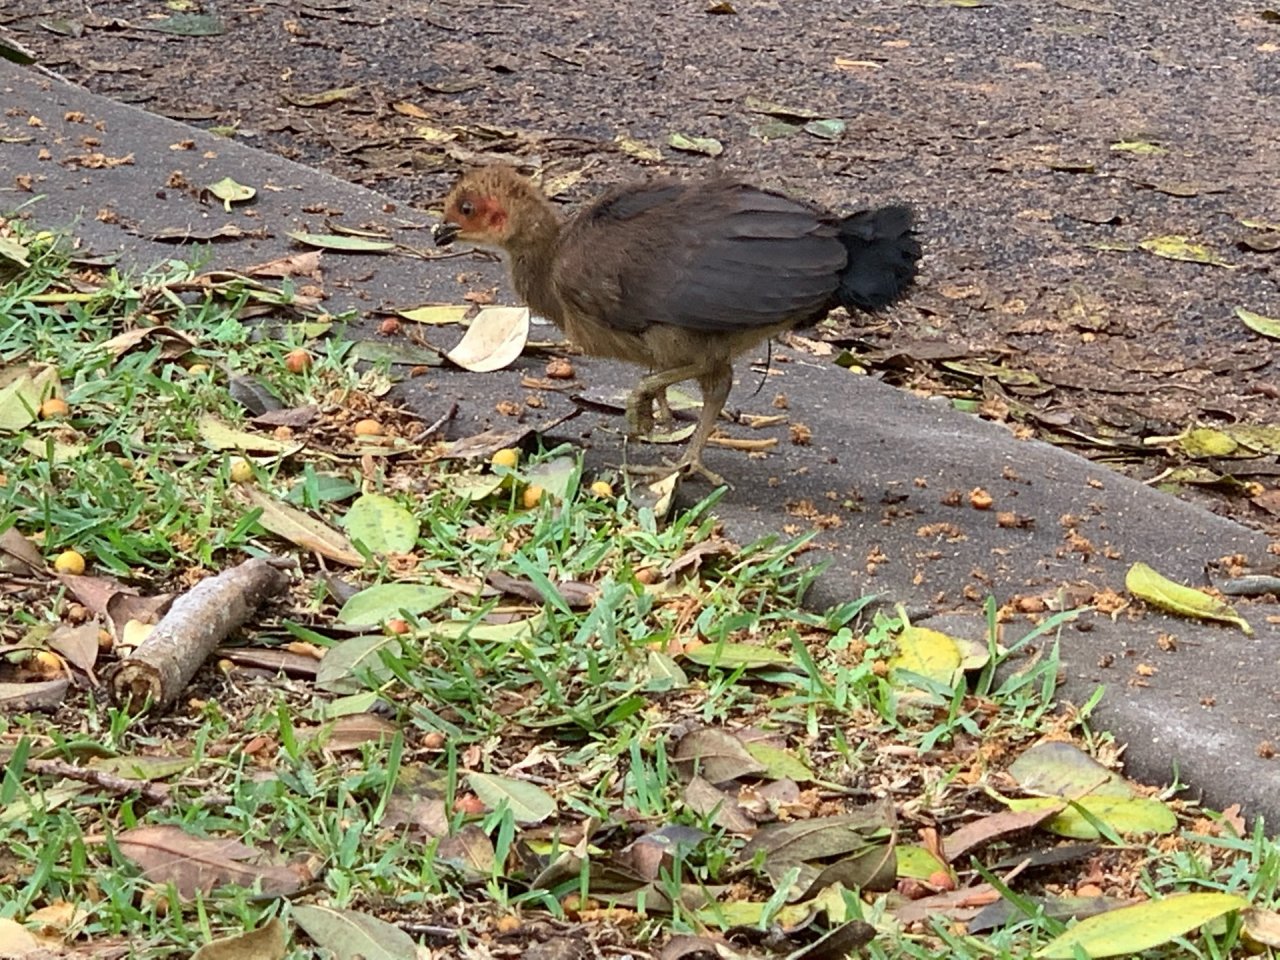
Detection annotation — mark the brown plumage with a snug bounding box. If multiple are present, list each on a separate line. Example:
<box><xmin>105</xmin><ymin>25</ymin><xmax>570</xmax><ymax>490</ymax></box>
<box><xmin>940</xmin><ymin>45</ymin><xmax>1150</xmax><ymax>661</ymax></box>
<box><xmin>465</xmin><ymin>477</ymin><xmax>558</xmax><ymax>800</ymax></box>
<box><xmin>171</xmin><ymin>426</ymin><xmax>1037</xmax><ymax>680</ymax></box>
<box><xmin>433</xmin><ymin>165</ymin><xmax>920</xmax><ymax>484</ymax></box>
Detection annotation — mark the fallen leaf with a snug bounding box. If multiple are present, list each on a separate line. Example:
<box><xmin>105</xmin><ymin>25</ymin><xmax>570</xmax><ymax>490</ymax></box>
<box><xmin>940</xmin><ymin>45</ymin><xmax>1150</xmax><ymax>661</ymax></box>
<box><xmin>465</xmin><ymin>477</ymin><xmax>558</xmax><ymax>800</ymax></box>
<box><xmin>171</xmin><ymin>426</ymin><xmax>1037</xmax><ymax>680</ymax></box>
<box><xmin>1236</xmin><ymin>307</ymin><xmax>1280</xmax><ymax>340</ymax></box>
<box><xmin>117</xmin><ymin>824</ymin><xmax>301</xmax><ymax>898</ymax></box>
<box><xmin>284</xmin><ymin>85</ymin><xmax>361</xmax><ymax>107</ymax></box>
<box><xmin>399</xmin><ymin>304</ymin><xmax>471</xmax><ymax>325</ymax></box>
<box><xmin>1139</xmin><ymin>235</ymin><xmax>1235</xmax><ymax>268</ymax></box>
<box><xmin>199</xmin><ymin>415</ymin><xmax>303</xmax><ymax>455</ymax></box>
<box><xmin>467</xmin><ymin>772</ymin><xmax>557</xmax><ymax>824</ymax></box>
<box><xmin>443</xmin><ymin>304</ymin><xmax>530</xmax><ymax>372</ymax></box>
<box><xmin>1109</xmin><ymin>139</ymin><xmax>1165</xmax><ymax>155</ymax></box>
<box><xmin>190</xmin><ymin>918</ymin><xmax>287</xmax><ymax>960</ymax></box>
<box><xmin>288</xmin><ymin>231</ymin><xmax>396</xmax><ymax>253</ymax></box>
<box><xmin>338</xmin><ymin>582</ymin><xmax>452</xmax><ymax>626</ymax></box>
<box><xmin>668</xmin><ymin>133</ymin><xmax>724</xmax><ymax>156</ymax></box>
<box><xmin>673</xmin><ymin>728</ymin><xmax>766</xmax><ymax>785</ymax></box>
<box><xmin>1036</xmin><ymin>892</ymin><xmax>1248</xmax><ymax>959</ymax></box>
<box><xmin>341</xmin><ymin>493</ymin><xmax>420</xmax><ymax>555</ymax></box>
<box><xmin>0</xmin><ymin>363</ymin><xmax>59</xmax><ymax>433</ymax></box>
<box><xmin>99</xmin><ymin>325</ymin><xmax>197</xmax><ymax>360</ymax></box>
<box><xmin>615</xmin><ymin>134</ymin><xmax>663</xmax><ymax>163</ymax></box>
<box><xmin>206</xmin><ymin>176</ymin><xmax>255</xmax><ymax>213</ymax></box>
<box><xmin>291</xmin><ymin>904</ymin><xmax>418</xmax><ymax>960</ymax></box>
<box><xmin>1126</xmin><ymin>561</ymin><xmax>1253</xmax><ymax>635</ymax></box>
<box><xmin>237</xmin><ymin>487</ymin><xmax>364</xmax><ymax>566</ymax></box>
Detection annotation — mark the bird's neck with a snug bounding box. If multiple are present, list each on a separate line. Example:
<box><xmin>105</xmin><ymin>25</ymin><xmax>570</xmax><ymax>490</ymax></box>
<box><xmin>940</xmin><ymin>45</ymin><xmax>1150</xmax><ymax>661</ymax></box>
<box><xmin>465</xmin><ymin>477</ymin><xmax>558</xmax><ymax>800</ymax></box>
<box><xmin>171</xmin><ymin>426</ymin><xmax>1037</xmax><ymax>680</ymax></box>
<box><xmin>505</xmin><ymin>200</ymin><xmax>564</xmax><ymax>323</ymax></box>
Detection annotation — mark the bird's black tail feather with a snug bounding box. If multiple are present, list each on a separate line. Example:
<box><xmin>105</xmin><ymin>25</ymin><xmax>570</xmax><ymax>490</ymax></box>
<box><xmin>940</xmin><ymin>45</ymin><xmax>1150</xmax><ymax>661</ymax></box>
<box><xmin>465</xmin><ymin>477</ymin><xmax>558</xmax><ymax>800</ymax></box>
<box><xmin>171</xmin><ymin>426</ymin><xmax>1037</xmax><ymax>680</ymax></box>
<box><xmin>836</xmin><ymin>205</ymin><xmax>920</xmax><ymax>312</ymax></box>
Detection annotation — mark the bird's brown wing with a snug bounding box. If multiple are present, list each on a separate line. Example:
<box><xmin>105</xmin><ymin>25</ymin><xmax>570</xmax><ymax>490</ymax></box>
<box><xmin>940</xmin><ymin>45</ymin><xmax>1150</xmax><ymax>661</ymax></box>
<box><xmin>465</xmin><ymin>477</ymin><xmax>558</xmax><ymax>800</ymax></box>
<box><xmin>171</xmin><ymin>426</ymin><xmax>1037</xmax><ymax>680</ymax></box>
<box><xmin>554</xmin><ymin>181</ymin><xmax>846</xmax><ymax>334</ymax></box>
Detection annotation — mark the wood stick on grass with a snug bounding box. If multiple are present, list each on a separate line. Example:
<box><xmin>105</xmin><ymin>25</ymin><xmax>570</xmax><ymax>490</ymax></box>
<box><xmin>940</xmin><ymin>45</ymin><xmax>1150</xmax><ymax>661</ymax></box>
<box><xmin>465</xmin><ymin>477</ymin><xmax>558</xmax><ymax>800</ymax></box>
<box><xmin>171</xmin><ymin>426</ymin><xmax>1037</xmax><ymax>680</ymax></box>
<box><xmin>108</xmin><ymin>556</ymin><xmax>292</xmax><ymax>713</ymax></box>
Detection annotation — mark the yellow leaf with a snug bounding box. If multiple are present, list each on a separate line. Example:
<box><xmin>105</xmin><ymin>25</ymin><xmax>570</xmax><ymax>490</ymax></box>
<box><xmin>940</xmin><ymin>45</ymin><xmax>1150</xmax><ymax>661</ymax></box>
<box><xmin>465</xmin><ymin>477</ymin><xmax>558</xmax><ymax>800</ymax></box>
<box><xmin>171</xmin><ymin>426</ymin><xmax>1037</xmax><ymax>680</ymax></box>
<box><xmin>888</xmin><ymin>625</ymin><xmax>962</xmax><ymax>686</ymax></box>
<box><xmin>1110</xmin><ymin>139</ymin><xmax>1165</xmax><ymax>155</ymax></box>
<box><xmin>1139</xmin><ymin>235</ymin><xmax>1235</xmax><ymax>268</ymax></box>
<box><xmin>614</xmin><ymin>134</ymin><xmax>662</xmax><ymax>163</ymax></box>
<box><xmin>1037</xmin><ymin>892</ymin><xmax>1249</xmax><ymax>958</ymax></box>
<box><xmin>399</xmin><ymin>304</ymin><xmax>471</xmax><ymax>325</ymax></box>
<box><xmin>1125</xmin><ymin>562</ymin><xmax>1253</xmax><ymax>635</ymax></box>
<box><xmin>1178</xmin><ymin>426</ymin><xmax>1239</xmax><ymax>458</ymax></box>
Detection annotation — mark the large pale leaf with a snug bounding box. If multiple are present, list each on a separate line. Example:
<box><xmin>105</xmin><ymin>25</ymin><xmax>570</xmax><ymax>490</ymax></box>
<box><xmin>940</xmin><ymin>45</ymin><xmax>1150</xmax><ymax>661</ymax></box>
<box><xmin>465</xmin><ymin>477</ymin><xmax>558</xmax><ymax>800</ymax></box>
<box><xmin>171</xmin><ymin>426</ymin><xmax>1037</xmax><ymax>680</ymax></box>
<box><xmin>1007</xmin><ymin>795</ymin><xmax>1177</xmax><ymax>839</ymax></box>
<box><xmin>115</xmin><ymin>824</ymin><xmax>301</xmax><ymax>898</ymax></box>
<box><xmin>444</xmin><ymin>306</ymin><xmax>529</xmax><ymax>372</ymax></box>
<box><xmin>1139</xmin><ymin>235</ymin><xmax>1234</xmax><ymax>268</ymax></box>
<box><xmin>399</xmin><ymin>304</ymin><xmax>470</xmax><ymax>325</ymax></box>
<box><xmin>288</xmin><ymin>231</ymin><xmax>396</xmax><ymax>253</ymax></box>
<box><xmin>668</xmin><ymin>132</ymin><xmax>723</xmax><ymax>156</ymax></box>
<box><xmin>888</xmin><ymin>625</ymin><xmax>962</xmax><ymax>688</ymax></box>
<box><xmin>190</xmin><ymin>918</ymin><xmax>287</xmax><ymax>960</ymax></box>
<box><xmin>744</xmin><ymin>742</ymin><xmax>815</xmax><ymax>782</ymax></box>
<box><xmin>684</xmin><ymin>642</ymin><xmax>793</xmax><ymax>669</ymax></box>
<box><xmin>673</xmin><ymin>728</ymin><xmax>766</xmax><ymax>785</ymax></box>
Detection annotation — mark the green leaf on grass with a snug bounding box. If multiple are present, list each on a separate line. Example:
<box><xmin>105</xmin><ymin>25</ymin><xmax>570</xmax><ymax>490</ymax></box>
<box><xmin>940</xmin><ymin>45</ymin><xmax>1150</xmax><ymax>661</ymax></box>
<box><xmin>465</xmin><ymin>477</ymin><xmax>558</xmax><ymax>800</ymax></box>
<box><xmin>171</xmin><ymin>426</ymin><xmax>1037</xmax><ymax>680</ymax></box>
<box><xmin>0</xmin><ymin>364</ymin><xmax>59</xmax><ymax>433</ymax></box>
<box><xmin>316</xmin><ymin>634</ymin><xmax>403</xmax><ymax>694</ymax></box>
<box><xmin>685</xmin><ymin>642</ymin><xmax>793</xmax><ymax>669</ymax></box>
<box><xmin>467</xmin><ymin>772</ymin><xmax>556</xmax><ymax>824</ymax></box>
<box><xmin>292</xmin><ymin>904</ymin><xmax>417</xmax><ymax>960</ymax></box>
<box><xmin>338</xmin><ymin>583</ymin><xmax>452</xmax><ymax>626</ymax></box>
<box><xmin>1007</xmin><ymin>795</ymin><xmax>1177</xmax><ymax>839</ymax></box>
<box><xmin>342</xmin><ymin>493</ymin><xmax>420</xmax><ymax>555</ymax></box>
<box><xmin>744</xmin><ymin>742</ymin><xmax>815</xmax><ymax>782</ymax></box>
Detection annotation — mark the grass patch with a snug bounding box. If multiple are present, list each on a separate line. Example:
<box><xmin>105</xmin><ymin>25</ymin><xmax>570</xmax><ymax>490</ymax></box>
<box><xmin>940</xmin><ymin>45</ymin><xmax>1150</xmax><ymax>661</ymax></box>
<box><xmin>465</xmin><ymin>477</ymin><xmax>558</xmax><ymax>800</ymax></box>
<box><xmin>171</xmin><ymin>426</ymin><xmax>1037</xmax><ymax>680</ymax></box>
<box><xmin>0</xmin><ymin>219</ymin><xmax>1276</xmax><ymax>959</ymax></box>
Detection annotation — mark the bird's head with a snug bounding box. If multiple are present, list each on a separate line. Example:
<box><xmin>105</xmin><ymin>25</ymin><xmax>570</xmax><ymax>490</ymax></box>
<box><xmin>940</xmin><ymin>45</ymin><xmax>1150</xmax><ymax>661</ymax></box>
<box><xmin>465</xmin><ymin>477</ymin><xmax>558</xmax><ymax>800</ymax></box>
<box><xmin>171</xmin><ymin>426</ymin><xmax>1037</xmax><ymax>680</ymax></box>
<box><xmin>433</xmin><ymin>166</ymin><xmax>550</xmax><ymax>250</ymax></box>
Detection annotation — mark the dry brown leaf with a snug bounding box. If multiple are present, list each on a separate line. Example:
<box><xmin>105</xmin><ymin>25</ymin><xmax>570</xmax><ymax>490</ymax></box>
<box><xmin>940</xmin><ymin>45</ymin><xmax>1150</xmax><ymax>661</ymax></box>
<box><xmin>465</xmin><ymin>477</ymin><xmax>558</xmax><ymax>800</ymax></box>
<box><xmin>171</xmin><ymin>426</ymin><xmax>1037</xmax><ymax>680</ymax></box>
<box><xmin>117</xmin><ymin>824</ymin><xmax>302</xmax><ymax>898</ymax></box>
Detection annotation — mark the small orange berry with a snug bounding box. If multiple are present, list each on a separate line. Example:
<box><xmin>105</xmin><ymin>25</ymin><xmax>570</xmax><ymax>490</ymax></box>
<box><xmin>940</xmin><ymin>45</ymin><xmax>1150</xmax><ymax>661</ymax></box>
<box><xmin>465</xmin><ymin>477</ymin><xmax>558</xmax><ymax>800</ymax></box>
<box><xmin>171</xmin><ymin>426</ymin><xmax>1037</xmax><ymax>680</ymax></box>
<box><xmin>53</xmin><ymin>549</ymin><xmax>86</xmax><ymax>575</ymax></box>
<box><xmin>39</xmin><ymin>397</ymin><xmax>70</xmax><ymax>419</ymax></box>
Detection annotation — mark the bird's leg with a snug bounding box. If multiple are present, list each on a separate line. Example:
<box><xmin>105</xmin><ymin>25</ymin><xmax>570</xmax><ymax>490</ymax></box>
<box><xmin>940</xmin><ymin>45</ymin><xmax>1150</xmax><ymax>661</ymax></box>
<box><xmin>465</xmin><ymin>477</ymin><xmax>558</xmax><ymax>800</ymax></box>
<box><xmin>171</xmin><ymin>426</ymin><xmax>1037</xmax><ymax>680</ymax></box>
<box><xmin>625</xmin><ymin>363</ymin><xmax>704</xmax><ymax>438</ymax></box>
<box><xmin>671</xmin><ymin>364</ymin><xmax>732</xmax><ymax>485</ymax></box>
<box><xmin>653</xmin><ymin>388</ymin><xmax>674</xmax><ymax>426</ymax></box>
<box><xmin>624</xmin><ymin>361</ymin><xmax>733</xmax><ymax>486</ymax></box>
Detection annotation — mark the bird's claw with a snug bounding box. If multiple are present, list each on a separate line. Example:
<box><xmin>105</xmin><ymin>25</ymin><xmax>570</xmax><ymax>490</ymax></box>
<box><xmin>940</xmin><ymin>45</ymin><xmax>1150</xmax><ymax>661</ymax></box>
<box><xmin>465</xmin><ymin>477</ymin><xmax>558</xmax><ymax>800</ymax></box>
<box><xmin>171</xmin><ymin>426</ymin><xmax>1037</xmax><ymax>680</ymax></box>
<box><xmin>623</xmin><ymin>457</ymin><xmax>727</xmax><ymax>488</ymax></box>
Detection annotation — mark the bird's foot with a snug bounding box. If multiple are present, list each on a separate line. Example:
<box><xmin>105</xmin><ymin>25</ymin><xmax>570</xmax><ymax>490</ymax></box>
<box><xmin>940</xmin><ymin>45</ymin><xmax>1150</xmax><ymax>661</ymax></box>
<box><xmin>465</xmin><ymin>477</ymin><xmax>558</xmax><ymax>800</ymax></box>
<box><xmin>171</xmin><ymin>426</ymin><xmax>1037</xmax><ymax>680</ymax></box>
<box><xmin>624</xmin><ymin>457</ymin><xmax>727</xmax><ymax>488</ymax></box>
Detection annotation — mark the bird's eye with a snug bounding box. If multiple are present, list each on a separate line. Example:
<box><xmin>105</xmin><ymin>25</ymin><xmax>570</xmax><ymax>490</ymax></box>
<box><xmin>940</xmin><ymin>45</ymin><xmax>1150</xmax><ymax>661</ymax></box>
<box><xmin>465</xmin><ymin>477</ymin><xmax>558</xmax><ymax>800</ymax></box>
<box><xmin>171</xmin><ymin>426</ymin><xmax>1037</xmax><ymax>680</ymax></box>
<box><xmin>459</xmin><ymin>200</ymin><xmax>475</xmax><ymax>216</ymax></box>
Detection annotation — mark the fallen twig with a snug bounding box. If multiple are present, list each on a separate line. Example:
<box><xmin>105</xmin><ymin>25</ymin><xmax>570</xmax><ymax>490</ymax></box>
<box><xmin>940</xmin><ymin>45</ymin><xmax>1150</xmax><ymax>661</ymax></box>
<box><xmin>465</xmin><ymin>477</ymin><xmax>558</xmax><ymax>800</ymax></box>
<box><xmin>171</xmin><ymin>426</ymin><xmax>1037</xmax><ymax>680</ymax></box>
<box><xmin>107</xmin><ymin>556</ymin><xmax>292</xmax><ymax>713</ymax></box>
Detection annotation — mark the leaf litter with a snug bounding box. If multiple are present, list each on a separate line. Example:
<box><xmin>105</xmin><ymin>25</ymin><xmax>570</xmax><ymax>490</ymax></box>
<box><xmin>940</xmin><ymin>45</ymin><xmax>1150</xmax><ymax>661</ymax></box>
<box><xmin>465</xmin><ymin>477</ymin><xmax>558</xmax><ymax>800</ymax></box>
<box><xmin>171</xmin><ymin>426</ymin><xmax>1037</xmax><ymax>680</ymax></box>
<box><xmin>2</xmin><ymin>2</ymin><xmax>1279</xmax><ymax>955</ymax></box>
